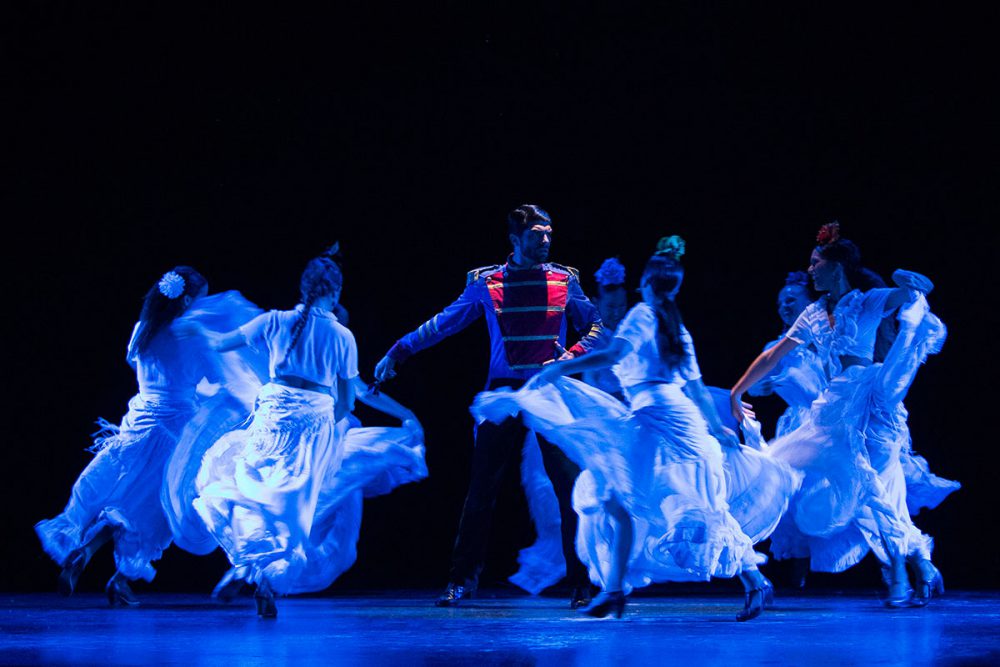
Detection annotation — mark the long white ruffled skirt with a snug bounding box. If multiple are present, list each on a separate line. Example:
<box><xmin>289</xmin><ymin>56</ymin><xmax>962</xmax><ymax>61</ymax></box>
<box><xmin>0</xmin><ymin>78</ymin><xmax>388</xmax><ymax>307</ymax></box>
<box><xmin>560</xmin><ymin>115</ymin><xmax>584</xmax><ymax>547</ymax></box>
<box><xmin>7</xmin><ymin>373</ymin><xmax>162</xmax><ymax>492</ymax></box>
<box><xmin>35</xmin><ymin>395</ymin><xmax>194</xmax><ymax>581</ymax></box>
<box><xmin>472</xmin><ymin>378</ymin><xmax>798</xmax><ymax>592</ymax></box>
<box><xmin>768</xmin><ymin>305</ymin><xmax>950</xmax><ymax>571</ymax></box>
<box><xmin>193</xmin><ymin>383</ymin><xmax>427</xmax><ymax>594</ymax></box>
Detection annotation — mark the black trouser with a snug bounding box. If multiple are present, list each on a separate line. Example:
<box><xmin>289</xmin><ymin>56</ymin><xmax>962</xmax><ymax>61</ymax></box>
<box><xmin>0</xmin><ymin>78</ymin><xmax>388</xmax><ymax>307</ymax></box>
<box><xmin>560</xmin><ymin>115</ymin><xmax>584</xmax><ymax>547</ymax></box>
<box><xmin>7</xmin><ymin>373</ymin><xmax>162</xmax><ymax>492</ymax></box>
<box><xmin>448</xmin><ymin>379</ymin><xmax>589</xmax><ymax>589</ymax></box>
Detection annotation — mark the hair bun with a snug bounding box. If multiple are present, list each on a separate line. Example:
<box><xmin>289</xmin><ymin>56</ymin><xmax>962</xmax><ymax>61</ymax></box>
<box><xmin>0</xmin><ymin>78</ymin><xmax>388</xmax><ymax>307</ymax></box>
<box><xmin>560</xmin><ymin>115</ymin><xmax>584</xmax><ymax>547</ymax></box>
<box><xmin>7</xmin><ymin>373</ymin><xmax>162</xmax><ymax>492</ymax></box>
<box><xmin>654</xmin><ymin>235</ymin><xmax>686</xmax><ymax>260</ymax></box>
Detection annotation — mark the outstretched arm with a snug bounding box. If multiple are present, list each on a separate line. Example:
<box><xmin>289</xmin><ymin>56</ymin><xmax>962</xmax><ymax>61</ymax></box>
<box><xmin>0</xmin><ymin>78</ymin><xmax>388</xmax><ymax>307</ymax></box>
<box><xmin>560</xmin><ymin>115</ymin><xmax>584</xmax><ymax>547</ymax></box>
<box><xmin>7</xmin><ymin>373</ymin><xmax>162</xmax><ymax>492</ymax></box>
<box><xmin>172</xmin><ymin>319</ymin><xmax>248</xmax><ymax>352</ymax></box>
<box><xmin>535</xmin><ymin>337</ymin><xmax>630</xmax><ymax>383</ymax></box>
<box><xmin>730</xmin><ymin>336</ymin><xmax>800</xmax><ymax>422</ymax></box>
<box><xmin>350</xmin><ymin>376</ymin><xmax>417</xmax><ymax>423</ymax></box>
<box><xmin>375</xmin><ymin>282</ymin><xmax>484</xmax><ymax>382</ymax></box>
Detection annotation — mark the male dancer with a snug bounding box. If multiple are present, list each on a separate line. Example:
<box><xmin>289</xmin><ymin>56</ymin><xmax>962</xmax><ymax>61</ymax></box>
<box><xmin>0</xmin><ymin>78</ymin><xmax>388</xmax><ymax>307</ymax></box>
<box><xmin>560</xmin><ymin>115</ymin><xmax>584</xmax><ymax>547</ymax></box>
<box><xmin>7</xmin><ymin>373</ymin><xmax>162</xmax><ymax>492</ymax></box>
<box><xmin>374</xmin><ymin>204</ymin><xmax>604</xmax><ymax>607</ymax></box>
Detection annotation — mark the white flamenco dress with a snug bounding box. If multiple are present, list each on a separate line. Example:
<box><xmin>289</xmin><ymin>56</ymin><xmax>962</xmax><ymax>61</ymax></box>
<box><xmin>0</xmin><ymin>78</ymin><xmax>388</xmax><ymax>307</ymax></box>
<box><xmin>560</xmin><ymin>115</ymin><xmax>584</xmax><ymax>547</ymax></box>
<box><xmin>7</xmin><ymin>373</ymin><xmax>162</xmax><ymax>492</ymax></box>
<box><xmin>472</xmin><ymin>304</ymin><xmax>799</xmax><ymax>592</ymax></box>
<box><xmin>767</xmin><ymin>289</ymin><xmax>948</xmax><ymax>571</ymax></box>
<box><xmin>190</xmin><ymin>306</ymin><xmax>426</xmax><ymax>594</ymax></box>
<box><xmin>35</xmin><ymin>291</ymin><xmax>261</xmax><ymax>581</ymax></box>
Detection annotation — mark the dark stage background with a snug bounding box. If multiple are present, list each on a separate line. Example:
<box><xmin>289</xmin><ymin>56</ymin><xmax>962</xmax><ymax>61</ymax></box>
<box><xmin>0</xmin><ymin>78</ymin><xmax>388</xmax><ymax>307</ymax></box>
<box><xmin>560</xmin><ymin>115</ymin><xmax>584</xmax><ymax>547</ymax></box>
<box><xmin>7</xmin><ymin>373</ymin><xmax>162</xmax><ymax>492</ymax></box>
<box><xmin>3</xmin><ymin>3</ymin><xmax>996</xmax><ymax>593</ymax></box>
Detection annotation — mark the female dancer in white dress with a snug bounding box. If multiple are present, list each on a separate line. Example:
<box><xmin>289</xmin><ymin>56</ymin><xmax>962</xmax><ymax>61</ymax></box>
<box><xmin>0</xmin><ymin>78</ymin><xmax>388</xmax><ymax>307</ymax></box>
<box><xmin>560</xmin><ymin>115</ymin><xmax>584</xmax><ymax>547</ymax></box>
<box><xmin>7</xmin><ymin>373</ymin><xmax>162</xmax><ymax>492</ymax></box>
<box><xmin>750</xmin><ymin>268</ymin><xmax>959</xmax><ymax>592</ymax></box>
<box><xmin>473</xmin><ymin>238</ymin><xmax>798</xmax><ymax>621</ymax></box>
<box><xmin>179</xmin><ymin>255</ymin><xmax>424</xmax><ymax>617</ymax></box>
<box><xmin>729</xmin><ymin>223</ymin><xmax>947</xmax><ymax>606</ymax></box>
<box><xmin>36</xmin><ymin>267</ymin><xmax>215</xmax><ymax>606</ymax></box>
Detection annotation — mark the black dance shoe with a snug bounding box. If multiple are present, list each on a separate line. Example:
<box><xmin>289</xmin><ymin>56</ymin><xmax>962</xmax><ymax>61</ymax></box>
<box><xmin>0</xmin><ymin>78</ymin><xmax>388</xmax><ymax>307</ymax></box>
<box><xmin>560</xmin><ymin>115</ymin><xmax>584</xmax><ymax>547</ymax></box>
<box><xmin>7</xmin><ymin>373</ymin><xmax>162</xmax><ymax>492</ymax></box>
<box><xmin>883</xmin><ymin>581</ymin><xmax>914</xmax><ymax>609</ymax></box>
<box><xmin>580</xmin><ymin>590</ymin><xmax>626</xmax><ymax>619</ymax></box>
<box><xmin>912</xmin><ymin>565</ymin><xmax>944</xmax><ymax>608</ymax></box>
<box><xmin>736</xmin><ymin>588</ymin><xmax>766</xmax><ymax>622</ymax></box>
<box><xmin>105</xmin><ymin>573</ymin><xmax>140</xmax><ymax>607</ymax></box>
<box><xmin>760</xmin><ymin>576</ymin><xmax>775</xmax><ymax>608</ymax></box>
<box><xmin>435</xmin><ymin>582</ymin><xmax>474</xmax><ymax>607</ymax></box>
<box><xmin>570</xmin><ymin>586</ymin><xmax>594</xmax><ymax>610</ymax></box>
<box><xmin>254</xmin><ymin>578</ymin><xmax>277</xmax><ymax>619</ymax></box>
<box><xmin>58</xmin><ymin>548</ymin><xmax>88</xmax><ymax>597</ymax></box>
<box><xmin>211</xmin><ymin>568</ymin><xmax>246</xmax><ymax>603</ymax></box>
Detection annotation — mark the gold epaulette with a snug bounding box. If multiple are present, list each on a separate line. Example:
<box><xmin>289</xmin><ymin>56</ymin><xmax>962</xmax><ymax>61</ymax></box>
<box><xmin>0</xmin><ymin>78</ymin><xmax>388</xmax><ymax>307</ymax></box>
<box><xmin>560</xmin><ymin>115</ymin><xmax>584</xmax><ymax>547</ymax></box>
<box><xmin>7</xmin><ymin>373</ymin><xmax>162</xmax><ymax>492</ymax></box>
<box><xmin>546</xmin><ymin>262</ymin><xmax>580</xmax><ymax>280</ymax></box>
<box><xmin>466</xmin><ymin>264</ymin><xmax>502</xmax><ymax>286</ymax></box>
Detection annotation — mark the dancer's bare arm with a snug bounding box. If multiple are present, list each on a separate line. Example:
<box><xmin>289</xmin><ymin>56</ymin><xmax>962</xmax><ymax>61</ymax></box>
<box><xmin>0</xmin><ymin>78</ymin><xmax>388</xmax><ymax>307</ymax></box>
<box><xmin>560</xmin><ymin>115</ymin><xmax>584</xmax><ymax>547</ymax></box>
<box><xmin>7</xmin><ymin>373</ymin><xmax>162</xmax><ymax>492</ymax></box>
<box><xmin>730</xmin><ymin>336</ymin><xmax>799</xmax><ymax>422</ymax></box>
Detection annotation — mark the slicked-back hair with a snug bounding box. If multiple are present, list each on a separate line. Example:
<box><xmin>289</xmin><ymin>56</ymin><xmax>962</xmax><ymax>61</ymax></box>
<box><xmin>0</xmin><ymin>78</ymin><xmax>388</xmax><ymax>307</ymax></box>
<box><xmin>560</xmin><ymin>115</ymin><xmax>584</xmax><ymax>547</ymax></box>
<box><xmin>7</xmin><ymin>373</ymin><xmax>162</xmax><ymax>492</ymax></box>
<box><xmin>506</xmin><ymin>204</ymin><xmax>551</xmax><ymax>237</ymax></box>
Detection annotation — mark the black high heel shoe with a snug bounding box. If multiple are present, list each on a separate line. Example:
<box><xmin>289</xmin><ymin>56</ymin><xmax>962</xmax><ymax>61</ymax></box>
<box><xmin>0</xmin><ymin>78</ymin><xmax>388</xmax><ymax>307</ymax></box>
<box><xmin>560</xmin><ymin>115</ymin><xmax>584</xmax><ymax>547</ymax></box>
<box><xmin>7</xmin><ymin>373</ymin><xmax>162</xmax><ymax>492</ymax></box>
<box><xmin>580</xmin><ymin>590</ymin><xmax>626</xmax><ymax>619</ymax></box>
<box><xmin>106</xmin><ymin>573</ymin><xmax>140</xmax><ymax>607</ymax></box>
<box><xmin>760</xmin><ymin>578</ymin><xmax>775</xmax><ymax>609</ymax></box>
<box><xmin>254</xmin><ymin>578</ymin><xmax>278</xmax><ymax>619</ymax></box>
<box><xmin>883</xmin><ymin>580</ymin><xmax>914</xmax><ymax>608</ymax></box>
<box><xmin>912</xmin><ymin>565</ymin><xmax>944</xmax><ymax>607</ymax></box>
<box><xmin>58</xmin><ymin>548</ymin><xmax>88</xmax><ymax>597</ymax></box>
<box><xmin>736</xmin><ymin>587</ymin><xmax>766</xmax><ymax>622</ymax></box>
<box><xmin>570</xmin><ymin>586</ymin><xmax>594</xmax><ymax>610</ymax></box>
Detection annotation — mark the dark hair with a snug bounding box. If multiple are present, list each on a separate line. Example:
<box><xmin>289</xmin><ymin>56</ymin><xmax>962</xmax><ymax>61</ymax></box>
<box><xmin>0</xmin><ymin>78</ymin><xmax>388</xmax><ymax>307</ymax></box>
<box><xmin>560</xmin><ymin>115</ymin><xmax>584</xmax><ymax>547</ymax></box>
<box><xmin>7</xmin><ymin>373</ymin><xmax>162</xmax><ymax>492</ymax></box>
<box><xmin>289</xmin><ymin>257</ymin><xmax>344</xmax><ymax>351</ymax></box>
<box><xmin>132</xmin><ymin>266</ymin><xmax>208</xmax><ymax>355</ymax></box>
<box><xmin>506</xmin><ymin>204</ymin><xmax>551</xmax><ymax>237</ymax></box>
<box><xmin>641</xmin><ymin>254</ymin><xmax>686</xmax><ymax>370</ymax></box>
<box><xmin>816</xmin><ymin>238</ymin><xmax>886</xmax><ymax>292</ymax></box>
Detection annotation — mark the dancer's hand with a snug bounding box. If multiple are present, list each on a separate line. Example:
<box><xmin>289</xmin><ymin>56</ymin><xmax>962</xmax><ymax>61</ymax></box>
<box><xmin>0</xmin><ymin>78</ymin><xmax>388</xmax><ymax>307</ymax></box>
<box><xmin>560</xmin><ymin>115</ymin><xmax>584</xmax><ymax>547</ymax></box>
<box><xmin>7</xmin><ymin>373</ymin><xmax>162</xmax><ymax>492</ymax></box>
<box><xmin>552</xmin><ymin>341</ymin><xmax>575</xmax><ymax>362</ymax></box>
<box><xmin>739</xmin><ymin>399</ymin><xmax>756</xmax><ymax>421</ymax></box>
<box><xmin>374</xmin><ymin>355</ymin><xmax>397</xmax><ymax>382</ymax></box>
<box><xmin>730</xmin><ymin>390</ymin><xmax>746</xmax><ymax>424</ymax></box>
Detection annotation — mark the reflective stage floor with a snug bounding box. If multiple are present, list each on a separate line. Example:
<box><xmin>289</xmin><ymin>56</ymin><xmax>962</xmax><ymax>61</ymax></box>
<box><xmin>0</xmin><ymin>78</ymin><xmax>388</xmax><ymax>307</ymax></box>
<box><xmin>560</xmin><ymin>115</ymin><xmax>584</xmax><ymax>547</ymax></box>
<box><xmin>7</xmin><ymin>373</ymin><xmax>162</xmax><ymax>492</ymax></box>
<box><xmin>2</xmin><ymin>590</ymin><xmax>998</xmax><ymax>666</ymax></box>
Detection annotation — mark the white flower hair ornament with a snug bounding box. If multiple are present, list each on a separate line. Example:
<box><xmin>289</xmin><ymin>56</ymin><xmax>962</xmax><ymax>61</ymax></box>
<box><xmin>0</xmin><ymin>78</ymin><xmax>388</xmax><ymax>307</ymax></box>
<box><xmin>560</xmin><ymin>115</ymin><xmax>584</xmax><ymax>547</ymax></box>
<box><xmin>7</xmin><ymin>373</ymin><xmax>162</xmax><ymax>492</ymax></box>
<box><xmin>594</xmin><ymin>257</ymin><xmax>626</xmax><ymax>287</ymax></box>
<box><xmin>158</xmin><ymin>271</ymin><xmax>186</xmax><ymax>299</ymax></box>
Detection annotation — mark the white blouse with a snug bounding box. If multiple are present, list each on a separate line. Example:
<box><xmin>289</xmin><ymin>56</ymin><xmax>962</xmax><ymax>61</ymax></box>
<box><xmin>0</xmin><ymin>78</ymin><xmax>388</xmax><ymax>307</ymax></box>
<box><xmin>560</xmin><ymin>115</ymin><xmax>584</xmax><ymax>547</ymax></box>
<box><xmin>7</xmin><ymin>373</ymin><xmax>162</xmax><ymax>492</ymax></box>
<box><xmin>612</xmin><ymin>302</ymin><xmax>701</xmax><ymax>390</ymax></box>
<box><xmin>239</xmin><ymin>305</ymin><xmax>358</xmax><ymax>387</ymax></box>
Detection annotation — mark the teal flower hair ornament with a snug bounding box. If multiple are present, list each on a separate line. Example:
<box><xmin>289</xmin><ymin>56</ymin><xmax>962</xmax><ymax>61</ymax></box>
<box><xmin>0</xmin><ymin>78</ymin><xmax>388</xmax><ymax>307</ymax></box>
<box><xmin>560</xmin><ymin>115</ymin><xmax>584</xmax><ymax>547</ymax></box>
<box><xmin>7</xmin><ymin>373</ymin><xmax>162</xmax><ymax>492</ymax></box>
<box><xmin>158</xmin><ymin>271</ymin><xmax>186</xmax><ymax>299</ymax></box>
<box><xmin>655</xmin><ymin>235</ymin><xmax>686</xmax><ymax>261</ymax></box>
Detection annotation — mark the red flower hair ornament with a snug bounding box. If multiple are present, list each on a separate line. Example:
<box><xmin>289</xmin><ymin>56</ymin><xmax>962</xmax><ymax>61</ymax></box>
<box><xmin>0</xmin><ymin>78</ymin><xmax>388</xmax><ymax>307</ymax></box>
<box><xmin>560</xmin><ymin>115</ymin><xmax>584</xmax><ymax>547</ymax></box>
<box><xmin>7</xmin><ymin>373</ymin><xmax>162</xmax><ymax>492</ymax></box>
<box><xmin>816</xmin><ymin>221</ymin><xmax>841</xmax><ymax>246</ymax></box>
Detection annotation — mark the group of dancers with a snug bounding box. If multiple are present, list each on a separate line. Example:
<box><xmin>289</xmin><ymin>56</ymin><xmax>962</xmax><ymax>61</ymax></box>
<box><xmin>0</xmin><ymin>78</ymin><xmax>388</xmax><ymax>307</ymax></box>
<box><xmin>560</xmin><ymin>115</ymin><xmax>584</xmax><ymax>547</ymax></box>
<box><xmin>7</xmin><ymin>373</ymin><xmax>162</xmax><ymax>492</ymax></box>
<box><xmin>36</xmin><ymin>205</ymin><xmax>958</xmax><ymax>621</ymax></box>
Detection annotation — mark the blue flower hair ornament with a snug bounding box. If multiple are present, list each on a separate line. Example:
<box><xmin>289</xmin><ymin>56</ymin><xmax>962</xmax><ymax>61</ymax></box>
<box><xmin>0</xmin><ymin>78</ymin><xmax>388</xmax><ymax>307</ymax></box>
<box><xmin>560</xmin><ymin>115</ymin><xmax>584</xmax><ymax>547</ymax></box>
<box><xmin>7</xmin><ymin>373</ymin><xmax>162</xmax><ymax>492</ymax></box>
<box><xmin>594</xmin><ymin>257</ymin><xmax>626</xmax><ymax>287</ymax></box>
<box><xmin>654</xmin><ymin>235</ymin><xmax>686</xmax><ymax>260</ymax></box>
<box><xmin>158</xmin><ymin>271</ymin><xmax>186</xmax><ymax>299</ymax></box>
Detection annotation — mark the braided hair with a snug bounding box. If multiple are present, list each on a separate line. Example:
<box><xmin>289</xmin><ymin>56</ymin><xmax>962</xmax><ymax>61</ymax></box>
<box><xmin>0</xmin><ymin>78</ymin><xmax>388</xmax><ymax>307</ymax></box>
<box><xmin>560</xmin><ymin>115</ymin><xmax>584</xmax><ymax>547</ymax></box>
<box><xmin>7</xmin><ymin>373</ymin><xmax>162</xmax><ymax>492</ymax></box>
<box><xmin>644</xmin><ymin>237</ymin><xmax>687</xmax><ymax>370</ymax></box>
<box><xmin>132</xmin><ymin>266</ymin><xmax>208</xmax><ymax>355</ymax></box>
<box><xmin>288</xmin><ymin>256</ymin><xmax>343</xmax><ymax>352</ymax></box>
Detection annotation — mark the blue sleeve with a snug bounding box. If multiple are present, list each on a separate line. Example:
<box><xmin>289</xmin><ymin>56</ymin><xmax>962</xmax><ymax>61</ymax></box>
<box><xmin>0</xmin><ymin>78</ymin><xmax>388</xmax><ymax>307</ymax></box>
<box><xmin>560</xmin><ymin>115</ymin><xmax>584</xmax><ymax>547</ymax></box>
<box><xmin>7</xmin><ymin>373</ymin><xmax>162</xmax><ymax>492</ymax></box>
<box><xmin>388</xmin><ymin>282</ymin><xmax>485</xmax><ymax>361</ymax></box>
<box><xmin>565</xmin><ymin>275</ymin><xmax>605</xmax><ymax>356</ymax></box>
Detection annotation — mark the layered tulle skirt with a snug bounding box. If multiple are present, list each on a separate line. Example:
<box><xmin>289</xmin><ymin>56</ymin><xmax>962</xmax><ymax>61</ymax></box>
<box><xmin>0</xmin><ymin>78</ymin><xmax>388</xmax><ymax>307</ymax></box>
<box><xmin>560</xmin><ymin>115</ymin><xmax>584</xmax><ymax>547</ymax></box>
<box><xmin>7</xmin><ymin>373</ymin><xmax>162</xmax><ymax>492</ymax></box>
<box><xmin>472</xmin><ymin>378</ymin><xmax>799</xmax><ymax>592</ymax></box>
<box><xmin>36</xmin><ymin>395</ymin><xmax>195</xmax><ymax>581</ymax></box>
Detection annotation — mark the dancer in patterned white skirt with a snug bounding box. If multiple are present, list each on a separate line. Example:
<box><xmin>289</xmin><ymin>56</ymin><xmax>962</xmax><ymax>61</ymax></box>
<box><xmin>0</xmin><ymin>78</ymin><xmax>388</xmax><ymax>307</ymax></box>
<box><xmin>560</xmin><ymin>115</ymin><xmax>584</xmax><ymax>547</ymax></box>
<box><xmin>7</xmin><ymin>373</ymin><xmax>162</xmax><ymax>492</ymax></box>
<box><xmin>177</xmin><ymin>253</ymin><xmax>425</xmax><ymax>617</ymax></box>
